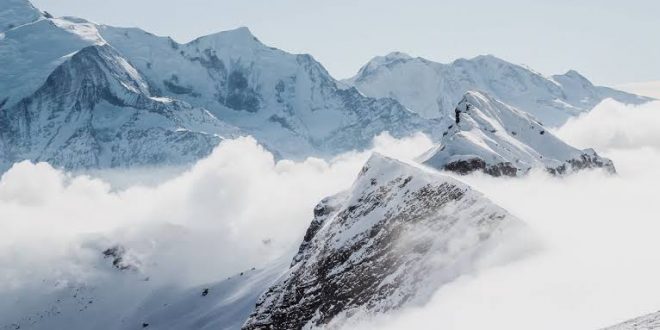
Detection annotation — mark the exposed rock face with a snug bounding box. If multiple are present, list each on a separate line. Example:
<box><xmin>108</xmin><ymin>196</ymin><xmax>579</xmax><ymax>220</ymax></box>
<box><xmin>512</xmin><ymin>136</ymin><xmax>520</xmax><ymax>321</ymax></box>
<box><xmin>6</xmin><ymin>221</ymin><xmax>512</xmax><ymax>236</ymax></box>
<box><xmin>345</xmin><ymin>52</ymin><xmax>651</xmax><ymax>126</ymax></box>
<box><xmin>102</xmin><ymin>245</ymin><xmax>139</xmax><ymax>271</ymax></box>
<box><xmin>443</xmin><ymin>158</ymin><xmax>518</xmax><ymax>177</ymax></box>
<box><xmin>421</xmin><ymin>91</ymin><xmax>616</xmax><ymax>177</ymax></box>
<box><xmin>243</xmin><ymin>154</ymin><xmax>525</xmax><ymax>329</ymax></box>
<box><xmin>604</xmin><ymin>311</ymin><xmax>660</xmax><ymax>330</ymax></box>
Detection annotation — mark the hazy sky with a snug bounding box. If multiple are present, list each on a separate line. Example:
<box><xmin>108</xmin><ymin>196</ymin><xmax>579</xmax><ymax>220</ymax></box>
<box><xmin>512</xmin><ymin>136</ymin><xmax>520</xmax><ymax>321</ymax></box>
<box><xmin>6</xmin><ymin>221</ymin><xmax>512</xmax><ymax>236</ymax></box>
<box><xmin>32</xmin><ymin>0</ymin><xmax>659</xmax><ymax>86</ymax></box>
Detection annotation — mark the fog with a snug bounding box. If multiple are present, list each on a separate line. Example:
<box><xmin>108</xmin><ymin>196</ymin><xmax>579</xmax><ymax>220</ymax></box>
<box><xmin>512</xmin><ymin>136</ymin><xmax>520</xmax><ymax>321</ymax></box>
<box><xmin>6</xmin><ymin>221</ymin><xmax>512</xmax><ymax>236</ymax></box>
<box><xmin>2</xmin><ymin>100</ymin><xmax>659</xmax><ymax>329</ymax></box>
<box><xmin>0</xmin><ymin>133</ymin><xmax>432</xmax><ymax>292</ymax></box>
<box><xmin>344</xmin><ymin>100</ymin><xmax>660</xmax><ymax>329</ymax></box>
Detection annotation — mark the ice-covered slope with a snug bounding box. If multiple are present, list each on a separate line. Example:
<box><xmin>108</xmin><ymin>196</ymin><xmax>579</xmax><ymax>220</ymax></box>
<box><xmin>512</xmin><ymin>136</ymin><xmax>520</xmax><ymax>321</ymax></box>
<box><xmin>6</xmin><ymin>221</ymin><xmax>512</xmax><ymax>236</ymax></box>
<box><xmin>420</xmin><ymin>91</ymin><xmax>615</xmax><ymax>176</ymax></box>
<box><xmin>0</xmin><ymin>15</ymin><xmax>105</xmax><ymax>109</ymax></box>
<box><xmin>345</xmin><ymin>53</ymin><xmax>650</xmax><ymax>126</ymax></box>
<box><xmin>0</xmin><ymin>43</ymin><xmax>239</xmax><ymax>170</ymax></box>
<box><xmin>243</xmin><ymin>154</ymin><xmax>526</xmax><ymax>329</ymax></box>
<box><xmin>604</xmin><ymin>311</ymin><xmax>660</xmax><ymax>330</ymax></box>
<box><xmin>0</xmin><ymin>246</ymin><xmax>288</xmax><ymax>330</ymax></box>
<box><xmin>0</xmin><ymin>0</ymin><xmax>42</xmax><ymax>32</ymax></box>
<box><xmin>98</xmin><ymin>26</ymin><xmax>435</xmax><ymax>159</ymax></box>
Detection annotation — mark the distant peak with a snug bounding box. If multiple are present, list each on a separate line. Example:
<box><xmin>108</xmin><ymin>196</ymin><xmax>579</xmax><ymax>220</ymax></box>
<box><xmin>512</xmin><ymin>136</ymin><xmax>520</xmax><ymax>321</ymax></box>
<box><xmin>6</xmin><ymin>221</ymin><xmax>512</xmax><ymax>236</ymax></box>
<box><xmin>220</xmin><ymin>26</ymin><xmax>255</xmax><ymax>38</ymax></box>
<box><xmin>470</xmin><ymin>54</ymin><xmax>509</xmax><ymax>64</ymax></box>
<box><xmin>563</xmin><ymin>69</ymin><xmax>588</xmax><ymax>80</ymax></box>
<box><xmin>190</xmin><ymin>26</ymin><xmax>262</xmax><ymax>46</ymax></box>
<box><xmin>370</xmin><ymin>51</ymin><xmax>414</xmax><ymax>66</ymax></box>
<box><xmin>384</xmin><ymin>51</ymin><xmax>413</xmax><ymax>60</ymax></box>
<box><xmin>352</xmin><ymin>51</ymin><xmax>416</xmax><ymax>81</ymax></box>
<box><xmin>552</xmin><ymin>69</ymin><xmax>593</xmax><ymax>86</ymax></box>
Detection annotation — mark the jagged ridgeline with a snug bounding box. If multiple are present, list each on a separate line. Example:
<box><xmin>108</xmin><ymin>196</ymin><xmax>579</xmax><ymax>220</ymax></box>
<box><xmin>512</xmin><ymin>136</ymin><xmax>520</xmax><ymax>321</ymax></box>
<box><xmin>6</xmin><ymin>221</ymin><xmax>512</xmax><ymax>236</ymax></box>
<box><xmin>344</xmin><ymin>52</ymin><xmax>650</xmax><ymax>126</ymax></box>
<box><xmin>0</xmin><ymin>0</ymin><xmax>650</xmax><ymax>173</ymax></box>
<box><xmin>243</xmin><ymin>155</ymin><xmax>527</xmax><ymax>328</ymax></box>
<box><xmin>0</xmin><ymin>1</ymin><xmax>433</xmax><ymax>171</ymax></box>
<box><xmin>419</xmin><ymin>91</ymin><xmax>615</xmax><ymax>176</ymax></box>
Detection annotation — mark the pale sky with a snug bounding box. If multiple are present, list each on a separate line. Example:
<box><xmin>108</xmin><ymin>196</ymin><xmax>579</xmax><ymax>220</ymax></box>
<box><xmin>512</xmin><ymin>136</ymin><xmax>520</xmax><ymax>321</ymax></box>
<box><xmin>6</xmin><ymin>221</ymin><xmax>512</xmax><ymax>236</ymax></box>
<box><xmin>32</xmin><ymin>0</ymin><xmax>660</xmax><ymax>86</ymax></box>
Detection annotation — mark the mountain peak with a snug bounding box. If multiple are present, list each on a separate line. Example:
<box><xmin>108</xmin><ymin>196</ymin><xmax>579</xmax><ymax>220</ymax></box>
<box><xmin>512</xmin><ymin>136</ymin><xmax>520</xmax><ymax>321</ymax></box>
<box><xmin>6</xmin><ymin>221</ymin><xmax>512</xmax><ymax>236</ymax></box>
<box><xmin>558</xmin><ymin>69</ymin><xmax>590</xmax><ymax>82</ymax></box>
<box><xmin>351</xmin><ymin>51</ymin><xmax>417</xmax><ymax>82</ymax></box>
<box><xmin>244</xmin><ymin>153</ymin><xmax>524</xmax><ymax>328</ymax></box>
<box><xmin>368</xmin><ymin>51</ymin><xmax>415</xmax><ymax>66</ymax></box>
<box><xmin>358</xmin><ymin>152</ymin><xmax>411</xmax><ymax>180</ymax></box>
<box><xmin>189</xmin><ymin>26</ymin><xmax>262</xmax><ymax>48</ymax></box>
<box><xmin>0</xmin><ymin>0</ymin><xmax>42</xmax><ymax>32</ymax></box>
<box><xmin>384</xmin><ymin>51</ymin><xmax>413</xmax><ymax>60</ymax></box>
<box><xmin>363</xmin><ymin>152</ymin><xmax>397</xmax><ymax>168</ymax></box>
<box><xmin>460</xmin><ymin>90</ymin><xmax>490</xmax><ymax>104</ymax></box>
<box><xmin>217</xmin><ymin>26</ymin><xmax>256</xmax><ymax>39</ymax></box>
<box><xmin>422</xmin><ymin>91</ymin><xmax>615</xmax><ymax>176</ymax></box>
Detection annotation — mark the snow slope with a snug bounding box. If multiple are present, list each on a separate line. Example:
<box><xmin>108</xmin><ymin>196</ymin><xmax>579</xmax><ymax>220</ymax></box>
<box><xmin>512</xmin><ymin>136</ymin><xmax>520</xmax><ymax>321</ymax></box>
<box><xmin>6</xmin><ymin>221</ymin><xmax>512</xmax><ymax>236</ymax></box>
<box><xmin>0</xmin><ymin>43</ymin><xmax>239</xmax><ymax>170</ymax></box>
<box><xmin>345</xmin><ymin>53</ymin><xmax>650</xmax><ymax>126</ymax></box>
<box><xmin>0</xmin><ymin>0</ymin><xmax>42</xmax><ymax>32</ymax></box>
<box><xmin>243</xmin><ymin>154</ymin><xmax>526</xmax><ymax>329</ymax></box>
<box><xmin>604</xmin><ymin>311</ymin><xmax>660</xmax><ymax>330</ymax></box>
<box><xmin>0</xmin><ymin>245</ymin><xmax>288</xmax><ymax>330</ymax></box>
<box><xmin>420</xmin><ymin>91</ymin><xmax>615</xmax><ymax>176</ymax></box>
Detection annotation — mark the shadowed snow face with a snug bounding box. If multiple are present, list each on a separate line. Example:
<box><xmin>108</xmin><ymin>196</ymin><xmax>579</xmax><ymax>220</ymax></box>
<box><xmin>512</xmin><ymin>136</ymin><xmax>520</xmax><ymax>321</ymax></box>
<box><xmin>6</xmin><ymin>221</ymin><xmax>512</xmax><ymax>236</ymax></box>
<box><xmin>339</xmin><ymin>100</ymin><xmax>660</xmax><ymax>330</ymax></box>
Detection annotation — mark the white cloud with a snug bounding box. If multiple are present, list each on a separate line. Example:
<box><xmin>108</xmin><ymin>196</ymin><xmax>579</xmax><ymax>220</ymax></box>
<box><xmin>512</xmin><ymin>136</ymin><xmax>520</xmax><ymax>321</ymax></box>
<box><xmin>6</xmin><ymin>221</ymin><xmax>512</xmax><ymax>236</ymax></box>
<box><xmin>0</xmin><ymin>133</ymin><xmax>433</xmax><ymax>293</ymax></box>
<box><xmin>555</xmin><ymin>100</ymin><xmax>660</xmax><ymax>152</ymax></box>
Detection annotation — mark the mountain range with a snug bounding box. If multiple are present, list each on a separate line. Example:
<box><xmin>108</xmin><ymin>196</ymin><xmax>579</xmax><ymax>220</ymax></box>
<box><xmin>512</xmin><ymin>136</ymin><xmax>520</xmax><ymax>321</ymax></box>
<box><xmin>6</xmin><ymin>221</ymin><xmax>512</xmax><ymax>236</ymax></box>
<box><xmin>0</xmin><ymin>1</ymin><xmax>655</xmax><ymax>329</ymax></box>
<box><xmin>0</xmin><ymin>0</ymin><xmax>648</xmax><ymax>174</ymax></box>
<box><xmin>344</xmin><ymin>51</ymin><xmax>650</xmax><ymax>126</ymax></box>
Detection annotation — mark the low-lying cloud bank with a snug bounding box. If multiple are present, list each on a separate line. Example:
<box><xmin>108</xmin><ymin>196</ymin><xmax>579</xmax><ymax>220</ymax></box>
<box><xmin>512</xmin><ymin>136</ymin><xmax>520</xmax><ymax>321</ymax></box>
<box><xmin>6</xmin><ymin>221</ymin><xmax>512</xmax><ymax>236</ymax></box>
<box><xmin>344</xmin><ymin>100</ymin><xmax>660</xmax><ymax>330</ymax></box>
<box><xmin>0</xmin><ymin>132</ymin><xmax>433</xmax><ymax>295</ymax></box>
<box><xmin>3</xmin><ymin>100</ymin><xmax>660</xmax><ymax>329</ymax></box>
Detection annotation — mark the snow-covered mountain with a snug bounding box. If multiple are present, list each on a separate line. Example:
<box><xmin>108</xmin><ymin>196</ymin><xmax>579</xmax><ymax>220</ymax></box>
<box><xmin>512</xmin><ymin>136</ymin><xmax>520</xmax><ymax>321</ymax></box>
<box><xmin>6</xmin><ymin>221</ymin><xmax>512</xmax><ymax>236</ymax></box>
<box><xmin>604</xmin><ymin>311</ymin><xmax>660</xmax><ymax>330</ymax></box>
<box><xmin>243</xmin><ymin>154</ymin><xmax>526</xmax><ymax>329</ymax></box>
<box><xmin>0</xmin><ymin>1</ymin><xmax>435</xmax><ymax>170</ymax></box>
<box><xmin>96</xmin><ymin>25</ymin><xmax>434</xmax><ymax>159</ymax></box>
<box><xmin>345</xmin><ymin>52</ymin><xmax>651</xmax><ymax>126</ymax></box>
<box><xmin>0</xmin><ymin>42</ymin><xmax>239</xmax><ymax>171</ymax></box>
<box><xmin>420</xmin><ymin>91</ymin><xmax>615</xmax><ymax>176</ymax></box>
<box><xmin>1</xmin><ymin>0</ymin><xmax>624</xmax><ymax>172</ymax></box>
<box><xmin>0</xmin><ymin>155</ymin><xmax>527</xmax><ymax>329</ymax></box>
